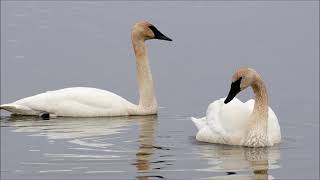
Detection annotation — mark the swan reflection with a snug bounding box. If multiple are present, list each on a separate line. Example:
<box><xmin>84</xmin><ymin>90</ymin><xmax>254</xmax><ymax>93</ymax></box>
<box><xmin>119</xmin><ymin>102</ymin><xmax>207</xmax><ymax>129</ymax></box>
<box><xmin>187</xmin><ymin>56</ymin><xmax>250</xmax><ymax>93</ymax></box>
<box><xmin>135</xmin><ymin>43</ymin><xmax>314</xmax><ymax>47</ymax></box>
<box><xmin>133</xmin><ymin>115</ymin><xmax>162</xmax><ymax>179</ymax></box>
<box><xmin>1</xmin><ymin>116</ymin><xmax>135</xmax><ymax>148</ymax></box>
<box><xmin>196</xmin><ymin>143</ymin><xmax>280</xmax><ymax>180</ymax></box>
<box><xmin>1</xmin><ymin>115</ymin><xmax>159</xmax><ymax>178</ymax></box>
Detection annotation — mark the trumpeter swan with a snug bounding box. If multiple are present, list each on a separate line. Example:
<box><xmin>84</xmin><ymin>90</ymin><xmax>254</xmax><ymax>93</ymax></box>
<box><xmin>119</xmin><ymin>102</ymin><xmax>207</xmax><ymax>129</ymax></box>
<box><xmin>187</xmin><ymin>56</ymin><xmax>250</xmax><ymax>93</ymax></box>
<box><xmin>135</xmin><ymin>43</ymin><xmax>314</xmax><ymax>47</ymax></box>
<box><xmin>1</xmin><ymin>21</ymin><xmax>172</xmax><ymax>117</ymax></box>
<box><xmin>192</xmin><ymin>67</ymin><xmax>281</xmax><ymax>147</ymax></box>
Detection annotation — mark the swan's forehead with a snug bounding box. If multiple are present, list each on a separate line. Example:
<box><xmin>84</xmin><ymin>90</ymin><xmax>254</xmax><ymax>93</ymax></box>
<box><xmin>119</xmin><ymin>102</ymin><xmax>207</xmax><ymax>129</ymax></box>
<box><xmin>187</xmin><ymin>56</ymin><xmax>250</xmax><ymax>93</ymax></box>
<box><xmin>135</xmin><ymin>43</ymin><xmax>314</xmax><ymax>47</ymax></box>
<box><xmin>232</xmin><ymin>71</ymin><xmax>243</xmax><ymax>82</ymax></box>
<box><xmin>134</xmin><ymin>21</ymin><xmax>152</xmax><ymax>29</ymax></box>
<box><xmin>232</xmin><ymin>67</ymin><xmax>252</xmax><ymax>82</ymax></box>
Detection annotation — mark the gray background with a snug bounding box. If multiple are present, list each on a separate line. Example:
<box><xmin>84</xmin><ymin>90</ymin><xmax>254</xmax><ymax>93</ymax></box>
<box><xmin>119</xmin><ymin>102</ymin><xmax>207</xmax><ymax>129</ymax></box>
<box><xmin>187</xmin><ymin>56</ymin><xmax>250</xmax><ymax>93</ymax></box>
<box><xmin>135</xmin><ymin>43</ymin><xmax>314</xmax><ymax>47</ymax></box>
<box><xmin>1</xmin><ymin>1</ymin><xmax>319</xmax><ymax>179</ymax></box>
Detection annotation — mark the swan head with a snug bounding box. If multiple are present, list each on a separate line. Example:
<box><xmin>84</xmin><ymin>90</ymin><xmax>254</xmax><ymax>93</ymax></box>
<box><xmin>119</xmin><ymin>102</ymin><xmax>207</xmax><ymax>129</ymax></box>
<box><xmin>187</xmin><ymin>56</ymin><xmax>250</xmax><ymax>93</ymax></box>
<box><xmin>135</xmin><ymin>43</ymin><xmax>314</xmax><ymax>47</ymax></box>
<box><xmin>224</xmin><ymin>67</ymin><xmax>259</xmax><ymax>104</ymax></box>
<box><xmin>131</xmin><ymin>21</ymin><xmax>172</xmax><ymax>41</ymax></box>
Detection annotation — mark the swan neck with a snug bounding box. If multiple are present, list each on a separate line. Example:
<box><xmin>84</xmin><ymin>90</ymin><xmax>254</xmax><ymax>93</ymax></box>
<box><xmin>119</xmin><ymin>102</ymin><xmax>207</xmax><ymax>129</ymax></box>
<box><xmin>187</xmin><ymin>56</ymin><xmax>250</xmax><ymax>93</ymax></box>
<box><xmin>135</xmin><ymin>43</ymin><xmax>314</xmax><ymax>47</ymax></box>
<box><xmin>251</xmin><ymin>77</ymin><xmax>268</xmax><ymax>126</ymax></box>
<box><xmin>132</xmin><ymin>37</ymin><xmax>157</xmax><ymax>112</ymax></box>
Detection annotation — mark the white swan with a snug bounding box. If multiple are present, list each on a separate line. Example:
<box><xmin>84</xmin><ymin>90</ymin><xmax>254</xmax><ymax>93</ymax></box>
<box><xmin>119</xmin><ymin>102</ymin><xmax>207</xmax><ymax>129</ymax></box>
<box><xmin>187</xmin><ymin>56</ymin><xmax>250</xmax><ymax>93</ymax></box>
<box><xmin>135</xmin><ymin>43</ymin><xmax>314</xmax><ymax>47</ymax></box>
<box><xmin>0</xmin><ymin>21</ymin><xmax>172</xmax><ymax>117</ymax></box>
<box><xmin>192</xmin><ymin>67</ymin><xmax>281</xmax><ymax>147</ymax></box>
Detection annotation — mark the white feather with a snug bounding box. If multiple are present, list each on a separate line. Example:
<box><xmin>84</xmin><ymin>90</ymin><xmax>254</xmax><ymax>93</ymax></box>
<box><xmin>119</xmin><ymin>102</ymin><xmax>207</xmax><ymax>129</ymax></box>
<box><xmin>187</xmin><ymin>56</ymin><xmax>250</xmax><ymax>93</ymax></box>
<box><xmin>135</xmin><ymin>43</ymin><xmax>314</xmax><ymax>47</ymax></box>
<box><xmin>191</xmin><ymin>97</ymin><xmax>281</xmax><ymax>147</ymax></box>
<box><xmin>1</xmin><ymin>87</ymin><xmax>136</xmax><ymax>117</ymax></box>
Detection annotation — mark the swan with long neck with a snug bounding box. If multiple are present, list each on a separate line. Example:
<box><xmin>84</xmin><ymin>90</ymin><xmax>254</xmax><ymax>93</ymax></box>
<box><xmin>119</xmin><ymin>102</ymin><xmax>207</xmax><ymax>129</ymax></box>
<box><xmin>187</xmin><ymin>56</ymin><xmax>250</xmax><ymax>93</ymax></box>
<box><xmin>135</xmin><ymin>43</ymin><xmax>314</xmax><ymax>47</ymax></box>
<box><xmin>0</xmin><ymin>21</ymin><xmax>172</xmax><ymax>117</ymax></box>
<box><xmin>192</xmin><ymin>67</ymin><xmax>281</xmax><ymax>147</ymax></box>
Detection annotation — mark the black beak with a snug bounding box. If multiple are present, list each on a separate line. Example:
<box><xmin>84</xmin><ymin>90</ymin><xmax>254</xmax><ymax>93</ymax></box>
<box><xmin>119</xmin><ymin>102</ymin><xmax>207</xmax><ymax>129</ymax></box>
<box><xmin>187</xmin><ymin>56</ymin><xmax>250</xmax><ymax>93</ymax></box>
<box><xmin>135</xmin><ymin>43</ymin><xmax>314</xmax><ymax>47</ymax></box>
<box><xmin>224</xmin><ymin>77</ymin><xmax>242</xmax><ymax>104</ymax></box>
<box><xmin>149</xmin><ymin>25</ymin><xmax>172</xmax><ymax>41</ymax></box>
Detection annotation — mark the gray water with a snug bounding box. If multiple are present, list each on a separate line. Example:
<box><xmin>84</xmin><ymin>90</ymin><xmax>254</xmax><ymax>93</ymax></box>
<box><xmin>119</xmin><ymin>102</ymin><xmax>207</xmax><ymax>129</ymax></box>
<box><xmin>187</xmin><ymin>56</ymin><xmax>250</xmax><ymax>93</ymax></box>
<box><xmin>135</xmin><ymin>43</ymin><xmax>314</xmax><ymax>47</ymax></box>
<box><xmin>1</xmin><ymin>1</ymin><xmax>319</xmax><ymax>179</ymax></box>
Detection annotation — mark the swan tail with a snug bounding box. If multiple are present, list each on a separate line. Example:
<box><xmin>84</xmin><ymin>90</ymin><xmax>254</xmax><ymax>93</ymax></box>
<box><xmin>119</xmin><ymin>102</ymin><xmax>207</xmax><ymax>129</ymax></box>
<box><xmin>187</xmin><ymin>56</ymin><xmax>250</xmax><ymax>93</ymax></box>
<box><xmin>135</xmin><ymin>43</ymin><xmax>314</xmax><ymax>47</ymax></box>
<box><xmin>0</xmin><ymin>104</ymin><xmax>17</xmax><ymax>111</ymax></box>
<box><xmin>0</xmin><ymin>104</ymin><xmax>37</xmax><ymax>115</ymax></box>
<box><xmin>191</xmin><ymin>117</ymin><xmax>206</xmax><ymax>130</ymax></box>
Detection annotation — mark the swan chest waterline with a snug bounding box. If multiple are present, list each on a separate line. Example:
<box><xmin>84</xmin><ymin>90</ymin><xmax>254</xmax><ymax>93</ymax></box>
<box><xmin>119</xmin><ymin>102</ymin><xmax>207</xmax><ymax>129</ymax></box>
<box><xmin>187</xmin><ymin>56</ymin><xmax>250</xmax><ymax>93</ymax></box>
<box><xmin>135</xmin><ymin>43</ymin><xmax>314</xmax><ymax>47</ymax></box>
<box><xmin>0</xmin><ymin>21</ymin><xmax>172</xmax><ymax>117</ymax></box>
<box><xmin>192</xmin><ymin>68</ymin><xmax>281</xmax><ymax>147</ymax></box>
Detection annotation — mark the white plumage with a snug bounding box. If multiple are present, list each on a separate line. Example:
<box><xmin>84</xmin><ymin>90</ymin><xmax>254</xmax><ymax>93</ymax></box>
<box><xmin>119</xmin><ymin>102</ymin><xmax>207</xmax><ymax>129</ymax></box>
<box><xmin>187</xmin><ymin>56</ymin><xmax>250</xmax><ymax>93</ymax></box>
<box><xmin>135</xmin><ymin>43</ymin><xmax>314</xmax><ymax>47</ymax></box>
<box><xmin>192</xmin><ymin>97</ymin><xmax>281</xmax><ymax>146</ymax></box>
<box><xmin>1</xmin><ymin>87</ymin><xmax>136</xmax><ymax>117</ymax></box>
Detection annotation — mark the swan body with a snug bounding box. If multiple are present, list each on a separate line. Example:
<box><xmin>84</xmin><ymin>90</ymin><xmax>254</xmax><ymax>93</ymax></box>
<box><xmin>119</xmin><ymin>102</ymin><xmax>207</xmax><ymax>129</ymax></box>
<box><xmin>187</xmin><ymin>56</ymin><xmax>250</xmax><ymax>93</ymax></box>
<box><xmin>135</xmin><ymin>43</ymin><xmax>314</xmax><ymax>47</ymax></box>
<box><xmin>192</xmin><ymin>68</ymin><xmax>281</xmax><ymax>147</ymax></box>
<box><xmin>192</xmin><ymin>97</ymin><xmax>281</xmax><ymax>147</ymax></box>
<box><xmin>1</xmin><ymin>21</ymin><xmax>172</xmax><ymax>117</ymax></box>
<box><xmin>1</xmin><ymin>87</ymin><xmax>138</xmax><ymax>117</ymax></box>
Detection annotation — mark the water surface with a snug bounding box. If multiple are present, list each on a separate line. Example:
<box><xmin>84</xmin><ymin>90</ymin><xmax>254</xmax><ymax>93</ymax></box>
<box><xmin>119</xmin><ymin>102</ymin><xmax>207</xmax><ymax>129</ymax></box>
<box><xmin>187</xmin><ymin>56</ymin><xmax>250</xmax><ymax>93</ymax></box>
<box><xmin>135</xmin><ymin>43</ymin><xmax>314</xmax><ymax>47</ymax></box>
<box><xmin>1</xmin><ymin>1</ymin><xmax>319</xmax><ymax>179</ymax></box>
<box><xmin>0</xmin><ymin>114</ymin><xmax>281</xmax><ymax>179</ymax></box>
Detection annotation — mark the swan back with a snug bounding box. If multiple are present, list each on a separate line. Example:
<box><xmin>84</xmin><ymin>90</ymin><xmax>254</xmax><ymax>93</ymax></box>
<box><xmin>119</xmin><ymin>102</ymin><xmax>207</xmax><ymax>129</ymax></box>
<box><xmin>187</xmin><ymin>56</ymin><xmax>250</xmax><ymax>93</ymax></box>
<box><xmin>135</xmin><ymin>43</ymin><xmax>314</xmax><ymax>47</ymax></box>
<box><xmin>7</xmin><ymin>87</ymin><xmax>137</xmax><ymax>117</ymax></box>
<box><xmin>192</xmin><ymin>98</ymin><xmax>281</xmax><ymax>147</ymax></box>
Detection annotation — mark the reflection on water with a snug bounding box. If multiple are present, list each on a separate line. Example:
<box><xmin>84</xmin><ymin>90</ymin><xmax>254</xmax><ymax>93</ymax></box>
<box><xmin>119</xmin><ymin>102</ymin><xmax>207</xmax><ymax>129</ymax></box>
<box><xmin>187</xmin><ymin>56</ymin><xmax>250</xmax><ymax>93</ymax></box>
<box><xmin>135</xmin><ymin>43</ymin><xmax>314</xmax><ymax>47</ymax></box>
<box><xmin>195</xmin><ymin>143</ymin><xmax>280</xmax><ymax>180</ymax></box>
<box><xmin>1</xmin><ymin>115</ymin><xmax>162</xmax><ymax>179</ymax></box>
<box><xmin>134</xmin><ymin>116</ymin><xmax>160</xmax><ymax>179</ymax></box>
<box><xmin>1</xmin><ymin>115</ymin><xmax>281</xmax><ymax>179</ymax></box>
<box><xmin>2</xmin><ymin>115</ymin><xmax>134</xmax><ymax>148</ymax></box>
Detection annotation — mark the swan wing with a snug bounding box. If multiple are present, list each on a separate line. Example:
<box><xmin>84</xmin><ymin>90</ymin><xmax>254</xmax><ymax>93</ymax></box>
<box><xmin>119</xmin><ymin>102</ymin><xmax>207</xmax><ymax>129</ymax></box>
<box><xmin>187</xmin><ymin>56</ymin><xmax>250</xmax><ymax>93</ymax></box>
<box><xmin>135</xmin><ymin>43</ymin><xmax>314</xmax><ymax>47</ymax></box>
<box><xmin>4</xmin><ymin>87</ymin><xmax>136</xmax><ymax>117</ymax></box>
<box><xmin>192</xmin><ymin>98</ymin><xmax>281</xmax><ymax>146</ymax></box>
<box><xmin>192</xmin><ymin>98</ymin><xmax>252</xmax><ymax>145</ymax></box>
<box><xmin>208</xmin><ymin>98</ymin><xmax>251</xmax><ymax>135</ymax></box>
<box><xmin>191</xmin><ymin>117</ymin><xmax>206</xmax><ymax>130</ymax></box>
<box><xmin>266</xmin><ymin>106</ymin><xmax>281</xmax><ymax>144</ymax></box>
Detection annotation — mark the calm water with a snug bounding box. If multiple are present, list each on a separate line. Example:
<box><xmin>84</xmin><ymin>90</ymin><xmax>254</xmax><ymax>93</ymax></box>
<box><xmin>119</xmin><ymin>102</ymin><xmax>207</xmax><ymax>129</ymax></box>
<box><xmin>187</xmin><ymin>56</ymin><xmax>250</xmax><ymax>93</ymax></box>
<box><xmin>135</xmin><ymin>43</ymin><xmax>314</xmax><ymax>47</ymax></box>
<box><xmin>1</xmin><ymin>1</ymin><xmax>319</xmax><ymax>179</ymax></box>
